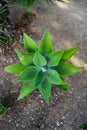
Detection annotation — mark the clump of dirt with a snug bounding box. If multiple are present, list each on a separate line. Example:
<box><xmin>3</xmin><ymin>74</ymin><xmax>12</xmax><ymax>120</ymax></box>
<box><xmin>0</xmin><ymin>92</ymin><xmax>18</xmax><ymax>108</ymax></box>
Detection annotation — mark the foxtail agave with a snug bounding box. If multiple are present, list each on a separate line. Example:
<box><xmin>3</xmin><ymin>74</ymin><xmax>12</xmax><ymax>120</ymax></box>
<box><xmin>4</xmin><ymin>28</ymin><xmax>83</xmax><ymax>103</ymax></box>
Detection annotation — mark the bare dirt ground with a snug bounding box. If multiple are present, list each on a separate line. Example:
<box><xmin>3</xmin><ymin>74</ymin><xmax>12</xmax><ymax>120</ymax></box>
<box><xmin>0</xmin><ymin>0</ymin><xmax>87</xmax><ymax>130</ymax></box>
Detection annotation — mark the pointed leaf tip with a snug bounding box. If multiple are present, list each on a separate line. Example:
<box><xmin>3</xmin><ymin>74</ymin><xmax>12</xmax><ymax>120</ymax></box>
<box><xmin>38</xmin><ymin>79</ymin><xmax>52</xmax><ymax>104</ymax></box>
<box><xmin>38</xmin><ymin>28</ymin><xmax>52</xmax><ymax>56</ymax></box>
<box><xmin>14</xmin><ymin>48</ymin><xmax>34</xmax><ymax>65</ymax></box>
<box><xmin>47</xmin><ymin>49</ymin><xmax>65</xmax><ymax>67</ymax></box>
<box><xmin>18</xmin><ymin>81</ymin><xmax>35</xmax><ymax>100</ymax></box>
<box><xmin>57</xmin><ymin>61</ymin><xmax>83</xmax><ymax>76</ymax></box>
<box><xmin>62</xmin><ymin>46</ymin><xmax>79</xmax><ymax>61</ymax></box>
<box><xmin>58</xmin><ymin>83</ymin><xmax>68</xmax><ymax>90</ymax></box>
<box><xmin>4</xmin><ymin>63</ymin><xmax>25</xmax><ymax>73</ymax></box>
<box><xmin>23</xmin><ymin>33</ymin><xmax>37</xmax><ymax>52</ymax></box>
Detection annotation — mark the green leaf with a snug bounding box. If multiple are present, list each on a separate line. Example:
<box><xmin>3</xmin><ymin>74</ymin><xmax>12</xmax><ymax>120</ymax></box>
<box><xmin>15</xmin><ymin>66</ymin><xmax>39</xmax><ymax>82</ymax></box>
<box><xmin>47</xmin><ymin>69</ymin><xmax>65</xmax><ymax>85</ymax></box>
<box><xmin>58</xmin><ymin>83</ymin><xmax>68</xmax><ymax>90</ymax></box>
<box><xmin>38</xmin><ymin>79</ymin><xmax>52</xmax><ymax>104</ymax></box>
<box><xmin>15</xmin><ymin>49</ymin><xmax>34</xmax><ymax>65</ymax></box>
<box><xmin>4</xmin><ymin>63</ymin><xmax>25</xmax><ymax>73</ymax></box>
<box><xmin>18</xmin><ymin>81</ymin><xmax>35</xmax><ymax>100</ymax></box>
<box><xmin>62</xmin><ymin>46</ymin><xmax>79</xmax><ymax>61</ymax></box>
<box><xmin>56</xmin><ymin>77</ymin><xmax>68</xmax><ymax>90</ymax></box>
<box><xmin>13</xmin><ymin>0</ymin><xmax>36</xmax><ymax>13</ymax></box>
<box><xmin>47</xmin><ymin>49</ymin><xmax>65</xmax><ymax>66</ymax></box>
<box><xmin>23</xmin><ymin>33</ymin><xmax>37</xmax><ymax>52</ymax></box>
<box><xmin>33</xmin><ymin>51</ymin><xmax>47</xmax><ymax>66</ymax></box>
<box><xmin>38</xmin><ymin>28</ymin><xmax>52</xmax><ymax>56</ymax></box>
<box><xmin>35</xmin><ymin>71</ymin><xmax>45</xmax><ymax>86</ymax></box>
<box><xmin>56</xmin><ymin>61</ymin><xmax>83</xmax><ymax>76</ymax></box>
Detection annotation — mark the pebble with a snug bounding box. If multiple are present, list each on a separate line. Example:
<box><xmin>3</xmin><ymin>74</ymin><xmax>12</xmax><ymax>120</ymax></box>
<box><xmin>21</xmin><ymin>124</ymin><xmax>26</xmax><ymax>128</ymax></box>
<box><xmin>69</xmin><ymin>90</ymin><xmax>72</xmax><ymax>94</ymax></box>
<box><xmin>80</xmin><ymin>111</ymin><xmax>83</xmax><ymax>115</ymax></box>
<box><xmin>56</xmin><ymin>120</ymin><xmax>60</xmax><ymax>126</ymax></box>
<box><xmin>61</xmin><ymin>116</ymin><xmax>66</xmax><ymax>120</ymax></box>
<box><xmin>40</xmin><ymin>124</ymin><xmax>45</xmax><ymax>129</ymax></box>
<box><xmin>15</xmin><ymin>123</ymin><xmax>19</xmax><ymax>127</ymax></box>
<box><xmin>9</xmin><ymin>58</ymin><xmax>13</xmax><ymax>63</ymax></box>
<box><xmin>3</xmin><ymin>58</ymin><xmax>6</xmax><ymax>61</ymax></box>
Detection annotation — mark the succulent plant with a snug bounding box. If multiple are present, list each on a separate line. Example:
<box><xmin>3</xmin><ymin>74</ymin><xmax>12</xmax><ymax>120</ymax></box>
<box><xmin>4</xmin><ymin>28</ymin><xmax>83</xmax><ymax>103</ymax></box>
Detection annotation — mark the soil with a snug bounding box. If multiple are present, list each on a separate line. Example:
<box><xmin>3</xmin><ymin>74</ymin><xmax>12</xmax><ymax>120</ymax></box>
<box><xmin>0</xmin><ymin>0</ymin><xmax>87</xmax><ymax>130</ymax></box>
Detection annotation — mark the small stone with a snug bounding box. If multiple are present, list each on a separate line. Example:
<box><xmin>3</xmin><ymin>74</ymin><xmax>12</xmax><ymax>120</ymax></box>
<box><xmin>61</xmin><ymin>116</ymin><xmax>66</xmax><ymax>120</ymax></box>
<box><xmin>40</xmin><ymin>124</ymin><xmax>45</xmax><ymax>129</ymax></box>
<box><xmin>56</xmin><ymin>120</ymin><xmax>60</xmax><ymax>126</ymax></box>
<box><xmin>80</xmin><ymin>112</ymin><xmax>83</xmax><ymax>115</ymax></box>
<box><xmin>69</xmin><ymin>91</ymin><xmax>72</xmax><ymax>94</ymax></box>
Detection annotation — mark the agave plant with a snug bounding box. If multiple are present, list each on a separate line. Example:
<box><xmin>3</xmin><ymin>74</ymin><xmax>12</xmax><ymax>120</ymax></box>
<box><xmin>13</xmin><ymin>0</ymin><xmax>65</xmax><ymax>13</ymax></box>
<box><xmin>4</xmin><ymin>28</ymin><xmax>83</xmax><ymax>103</ymax></box>
<box><xmin>13</xmin><ymin>0</ymin><xmax>37</xmax><ymax>13</ymax></box>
